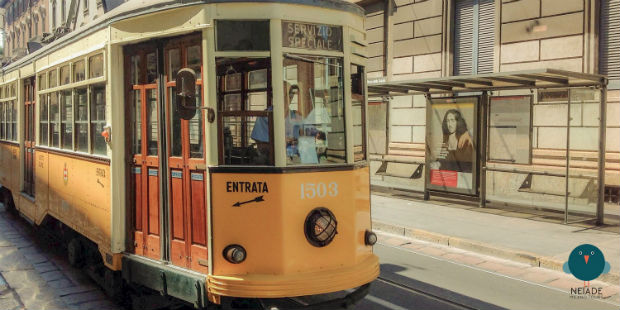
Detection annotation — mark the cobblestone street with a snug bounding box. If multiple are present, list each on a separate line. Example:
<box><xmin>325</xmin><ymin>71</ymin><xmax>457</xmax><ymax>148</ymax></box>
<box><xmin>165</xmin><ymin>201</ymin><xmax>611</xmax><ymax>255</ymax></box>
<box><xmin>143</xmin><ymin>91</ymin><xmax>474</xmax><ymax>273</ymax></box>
<box><xmin>0</xmin><ymin>204</ymin><xmax>120</xmax><ymax>310</ymax></box>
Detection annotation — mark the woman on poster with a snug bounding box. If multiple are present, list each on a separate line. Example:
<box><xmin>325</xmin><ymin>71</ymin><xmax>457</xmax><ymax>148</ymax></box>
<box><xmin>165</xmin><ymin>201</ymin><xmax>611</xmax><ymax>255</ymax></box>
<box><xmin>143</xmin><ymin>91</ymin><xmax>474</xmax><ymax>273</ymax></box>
<box><xmin>432</xmin><ymin>109</ymin><xmax>474</xmax><ymax>173</ymax></box>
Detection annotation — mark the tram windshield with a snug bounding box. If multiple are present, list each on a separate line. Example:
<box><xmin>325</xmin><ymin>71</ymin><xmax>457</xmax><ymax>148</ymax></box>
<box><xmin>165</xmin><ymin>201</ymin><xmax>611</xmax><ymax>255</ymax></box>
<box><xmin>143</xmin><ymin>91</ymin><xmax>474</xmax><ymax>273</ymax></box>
<box><xmin>283</xmin><ymin>55</ymin><xmax>345</xmax><ymax>165</ymax></box>
<box><xmin>214</xmin><ymin>20</ymin><xmax>366</xmax><ymax>167</ymax></box>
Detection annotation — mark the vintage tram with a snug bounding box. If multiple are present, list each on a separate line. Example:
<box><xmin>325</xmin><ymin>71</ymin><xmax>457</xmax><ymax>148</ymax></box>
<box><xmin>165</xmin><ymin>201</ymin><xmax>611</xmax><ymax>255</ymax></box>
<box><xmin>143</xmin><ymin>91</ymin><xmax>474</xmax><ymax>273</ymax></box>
<box><xmin>0</xmin><ymin>0</ymin><xmax>378</xmax><ymax>308</ymax></box>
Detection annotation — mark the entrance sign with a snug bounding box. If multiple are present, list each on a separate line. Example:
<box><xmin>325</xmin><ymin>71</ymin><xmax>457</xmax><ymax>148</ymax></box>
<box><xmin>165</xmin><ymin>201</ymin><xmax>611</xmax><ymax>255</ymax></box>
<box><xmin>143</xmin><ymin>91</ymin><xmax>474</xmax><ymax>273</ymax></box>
<box><xmin>426</xmin><ymin>97</ymin><xmax>478</xmax><ymax>195</ymax></box>
<box><xmin>282</xmin><ymin>21</ymin><xmax>343</xmax><ymax>52</ymax></box>
<box><xmin>489</xmin><ymin>96</ymin><xmax>531</xmax><ymax>164</ymax></box>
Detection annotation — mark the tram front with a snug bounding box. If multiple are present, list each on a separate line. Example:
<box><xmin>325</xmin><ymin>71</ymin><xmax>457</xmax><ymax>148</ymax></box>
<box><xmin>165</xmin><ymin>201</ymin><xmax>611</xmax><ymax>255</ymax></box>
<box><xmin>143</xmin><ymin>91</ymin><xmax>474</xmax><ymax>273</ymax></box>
<box><xmin>198</xmin><ymin>1</ymin><xmax>379</xmax><ymax>307</ymax></box>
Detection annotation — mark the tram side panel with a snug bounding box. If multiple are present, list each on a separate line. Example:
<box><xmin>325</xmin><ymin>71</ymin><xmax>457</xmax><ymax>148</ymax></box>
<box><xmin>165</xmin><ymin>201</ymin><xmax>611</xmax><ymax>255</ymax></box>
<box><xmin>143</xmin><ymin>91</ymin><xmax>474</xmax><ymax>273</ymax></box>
<box><xmin>42</xmin><ymin>151</ymin><xmax>112</xmax><ymax>254</ymax></box>
<box><xmin>0</xmin><ymin>144</ymin><xmax>20</xmax><ymax>200</ymax></box>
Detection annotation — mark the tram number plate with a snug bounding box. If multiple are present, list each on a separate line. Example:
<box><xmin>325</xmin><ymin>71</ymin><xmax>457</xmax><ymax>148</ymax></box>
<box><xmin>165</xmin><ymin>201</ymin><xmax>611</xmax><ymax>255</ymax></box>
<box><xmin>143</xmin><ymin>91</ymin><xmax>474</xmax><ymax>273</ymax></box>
<box><xmin>300</xmin><ymin>182</ymin><xmax>338</xmax><ymax>199</ymax></box>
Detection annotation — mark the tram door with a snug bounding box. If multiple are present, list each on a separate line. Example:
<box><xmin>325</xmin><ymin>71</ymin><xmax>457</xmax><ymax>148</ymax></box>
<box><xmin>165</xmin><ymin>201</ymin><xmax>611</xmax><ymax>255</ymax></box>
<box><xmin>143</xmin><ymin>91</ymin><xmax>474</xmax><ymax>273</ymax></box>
<box><xmin>126</xmin><ymin>35</ymin><xmax>207</xmax><ymax>272</ymax></box>
<box><xmin>126</xmin><ymin>44</ymin><xmax>161</xmax><ymax>260</ymax></box>
<box><xmin>164</xmin><ymin>36</ymin><xmax>208</xmax><ymax>272</ymax></box>
<box><xmin>24</xmin><ymin>77</ymin><xmax>35</xmax><ymax>197</ymax></box>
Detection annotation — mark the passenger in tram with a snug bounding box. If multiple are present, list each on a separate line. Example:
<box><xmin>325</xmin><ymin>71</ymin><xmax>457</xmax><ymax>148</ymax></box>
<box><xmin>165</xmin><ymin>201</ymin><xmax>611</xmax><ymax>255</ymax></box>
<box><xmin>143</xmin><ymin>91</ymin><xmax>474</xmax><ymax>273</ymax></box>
<box><xmin>250</xmin><ymin>106</ymin><xmax>272</xmax><ymax>165</ymax></box>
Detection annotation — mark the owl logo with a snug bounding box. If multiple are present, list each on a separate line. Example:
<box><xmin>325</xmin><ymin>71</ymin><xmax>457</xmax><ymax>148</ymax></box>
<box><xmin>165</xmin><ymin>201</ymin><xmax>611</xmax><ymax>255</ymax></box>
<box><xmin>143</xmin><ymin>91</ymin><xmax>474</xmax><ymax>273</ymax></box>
<box><xmin>563</xmin><ymin>244</ymin><xmax>611</xmax><ymax>286</ymax></box>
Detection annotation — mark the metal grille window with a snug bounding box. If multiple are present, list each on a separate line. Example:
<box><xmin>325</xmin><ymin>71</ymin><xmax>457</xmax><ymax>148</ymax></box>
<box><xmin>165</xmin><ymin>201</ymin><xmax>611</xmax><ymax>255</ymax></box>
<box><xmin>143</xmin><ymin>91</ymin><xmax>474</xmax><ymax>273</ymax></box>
<box><xmin>453</xmin><ymin>0</ymin><xmax>495</xmax><ymax>75</ymax></box>
<box><xmin>600</xmin><ymin>0</ymin><xmax>619</xmax><ymax>88</ymax></box>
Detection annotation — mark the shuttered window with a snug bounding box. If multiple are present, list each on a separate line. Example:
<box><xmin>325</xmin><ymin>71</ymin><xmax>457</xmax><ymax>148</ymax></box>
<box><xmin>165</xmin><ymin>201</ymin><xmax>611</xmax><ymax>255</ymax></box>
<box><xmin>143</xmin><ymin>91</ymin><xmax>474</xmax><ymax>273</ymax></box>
<box><xmin>453</xmin><ymin>0</ymin><xmax>495</xmax><ymax>75</ymax></box>
<box><xmin>600</xmin><ymin>0</ymin><xmax>619</xmax><ymax>88</ymax></box>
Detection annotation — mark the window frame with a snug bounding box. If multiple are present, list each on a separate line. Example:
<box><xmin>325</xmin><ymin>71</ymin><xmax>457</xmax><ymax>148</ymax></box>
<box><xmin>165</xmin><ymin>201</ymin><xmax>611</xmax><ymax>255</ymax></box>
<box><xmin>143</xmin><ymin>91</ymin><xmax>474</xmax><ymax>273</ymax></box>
<box><xmin>36</xmin><ymin>51</ymin><xmax>108</xmax><ymax>157</ymax></box>
<box><xmin>216</xmin><ymin>57</ymin><xmax>274</xmax><ymax>166</ymax></box>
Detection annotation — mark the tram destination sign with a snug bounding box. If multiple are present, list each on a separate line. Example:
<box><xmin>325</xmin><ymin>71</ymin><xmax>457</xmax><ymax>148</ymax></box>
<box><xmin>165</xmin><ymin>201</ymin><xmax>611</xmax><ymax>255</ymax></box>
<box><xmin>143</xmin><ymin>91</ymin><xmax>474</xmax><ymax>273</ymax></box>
<box><xmin>282</xmin><ymin>21</ymin><xmax>343</xmax><ymax>52</ymax></box>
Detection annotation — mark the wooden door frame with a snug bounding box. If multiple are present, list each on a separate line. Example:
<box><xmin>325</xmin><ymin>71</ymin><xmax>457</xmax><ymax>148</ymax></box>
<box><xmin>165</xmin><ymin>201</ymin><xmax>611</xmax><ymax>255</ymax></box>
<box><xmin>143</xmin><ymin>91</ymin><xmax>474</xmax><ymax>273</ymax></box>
<box><xmin>23</xmin><ymin>76</ymin><xmax>36</xmax><ymax>197</ymax></box>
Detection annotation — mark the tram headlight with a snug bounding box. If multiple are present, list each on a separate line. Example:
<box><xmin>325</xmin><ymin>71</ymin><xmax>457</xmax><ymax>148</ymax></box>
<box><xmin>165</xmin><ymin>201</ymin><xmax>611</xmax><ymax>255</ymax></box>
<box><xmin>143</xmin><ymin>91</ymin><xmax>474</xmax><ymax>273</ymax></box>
<box><xmin>223</xmin><ymin>245</ymin><xmax>247</xmax><ymax>264</ymax></box>
<box><xmin>304</xmin><ymin>207</ymin><xmax>338</xmax><ymax>247</ymax></box>
<box><xmin>365</xmin><ymin>230</ymin><xmax>377</xmax><ymax>246</ymax></box>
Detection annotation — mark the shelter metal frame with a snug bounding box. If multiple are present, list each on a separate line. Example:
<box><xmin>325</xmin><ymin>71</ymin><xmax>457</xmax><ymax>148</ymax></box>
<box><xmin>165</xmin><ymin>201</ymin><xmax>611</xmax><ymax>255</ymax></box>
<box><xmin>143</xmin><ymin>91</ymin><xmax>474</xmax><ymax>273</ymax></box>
<box><xmin>368</xmin><ymin>69</ymin><xmax>608</xmax><ymax>225</ymax></box>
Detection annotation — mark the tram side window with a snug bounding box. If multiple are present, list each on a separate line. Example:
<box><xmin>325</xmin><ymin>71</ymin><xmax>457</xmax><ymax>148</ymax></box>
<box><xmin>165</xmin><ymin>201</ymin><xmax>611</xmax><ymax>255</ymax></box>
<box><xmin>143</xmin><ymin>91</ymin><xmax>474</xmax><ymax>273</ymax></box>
<box><xmin>283</xmin><ymin>55</ymin><xmax>346</xmax><ymax>165</ymax></box>
<box><xmin>61</xmin><ymin>91</ymin><xmax>73</xmax><ymax>150</ymax></box>
<box><xmin>91</xmin><ymin>85</ymin><xmax>106</xmax><ymax>155</ymax></box>
<box><xmin>50</xmin><ymin>93</ymin><xmax>60</xmax><ymax>148</ymax></box>
<box><xmin>0</xmin><ymin>103</ymin><xmax>4</xmax><ymax>139</ymax></box>
<box><xmin>351</xmin><ymin>64</ymin><xmax>366</xmax><ymax>162</ymax></box>
<box><xmin>75</xmin><ymin>88</ymin><xmax>88</xmax><ymax>152</ymax></box>
<box><xmin>1</xmin><ymin>101</ymin><xmax>17</xmax><ymax>141</ymax></box>
<box><xmin>89</xmin><ymin>54</ymin><xmax>104</xmax><ymax>78</ymax></box>
<box><xmin>217</xmin><ymin>58</ymin><xmax>273</xmax><ymax>165</ymax></box>
<box><xmin>60</xmin><ymin>65</ymin><xmax>71</xmax><ymax>85</ymax></box>
<box><xmin>49</xmin><ymin>69</ymin><xmax>58</xmax><ymax>88</ymax></box>
<box><xmin>11</xmin><ymin>102</ymin><xmax>17</xmax><ymax>141</ymax></box>
<box><xmin>40</xmin><ymin>95</ymin><xmax>48</xmax><ymax>146</ymax></box>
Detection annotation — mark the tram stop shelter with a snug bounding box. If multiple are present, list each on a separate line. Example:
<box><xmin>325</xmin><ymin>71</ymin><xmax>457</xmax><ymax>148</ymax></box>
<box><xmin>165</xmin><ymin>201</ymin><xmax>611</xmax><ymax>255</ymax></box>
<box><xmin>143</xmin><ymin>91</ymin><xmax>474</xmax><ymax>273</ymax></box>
<box><xmin>367</xmin><ymin>69</ymin><xmax>609</xmax><ymax>225</ymax></box>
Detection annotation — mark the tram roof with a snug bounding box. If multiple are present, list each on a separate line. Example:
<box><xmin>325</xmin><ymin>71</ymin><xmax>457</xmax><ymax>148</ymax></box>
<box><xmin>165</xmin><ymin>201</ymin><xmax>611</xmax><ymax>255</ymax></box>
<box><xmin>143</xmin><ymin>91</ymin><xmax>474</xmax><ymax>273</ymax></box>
<box><xmin>367</xmin><ymin>69</ymin><xmax>609</xmax><ymax>96</ymax></box>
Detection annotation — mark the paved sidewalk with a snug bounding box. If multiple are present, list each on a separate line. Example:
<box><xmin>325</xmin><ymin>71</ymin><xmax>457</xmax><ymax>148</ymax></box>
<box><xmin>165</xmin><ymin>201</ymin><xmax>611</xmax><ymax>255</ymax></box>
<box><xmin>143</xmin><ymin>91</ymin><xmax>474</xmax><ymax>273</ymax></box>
<box><xmin>0</xmin><ymin>204</ymin><xmax>120</xmax><ymax>310</ymax></box>
<box><xmin>371</xmin><ymin>193</ymin><xmax>620</xmax><ymax>285</ymax></box>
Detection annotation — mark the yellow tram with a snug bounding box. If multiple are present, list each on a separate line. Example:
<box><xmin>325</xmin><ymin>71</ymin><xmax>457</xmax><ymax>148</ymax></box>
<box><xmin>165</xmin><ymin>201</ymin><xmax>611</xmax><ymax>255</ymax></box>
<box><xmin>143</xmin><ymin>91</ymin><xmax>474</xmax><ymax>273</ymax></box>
<box><xmin>0</xmin><ymin>0</ymin><xmax>378</xmax><ymax>308</ymax></box>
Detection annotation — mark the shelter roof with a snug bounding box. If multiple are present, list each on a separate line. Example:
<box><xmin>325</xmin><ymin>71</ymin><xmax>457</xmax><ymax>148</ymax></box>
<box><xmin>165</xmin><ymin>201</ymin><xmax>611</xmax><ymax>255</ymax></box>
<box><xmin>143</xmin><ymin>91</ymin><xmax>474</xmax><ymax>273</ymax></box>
<box><xmin>368</xmin><ymin>69</ymin><xmax>608</xmax><ymax>96</ymax></box>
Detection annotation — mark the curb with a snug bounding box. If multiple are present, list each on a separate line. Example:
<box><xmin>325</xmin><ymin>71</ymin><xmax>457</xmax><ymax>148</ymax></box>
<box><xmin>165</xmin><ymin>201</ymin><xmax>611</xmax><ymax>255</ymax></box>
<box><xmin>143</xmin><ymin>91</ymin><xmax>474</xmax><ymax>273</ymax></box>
<box><xmin>372</xmin><ymin>220</ymin><xmax>620</xmax><ymax>286</ymax></box>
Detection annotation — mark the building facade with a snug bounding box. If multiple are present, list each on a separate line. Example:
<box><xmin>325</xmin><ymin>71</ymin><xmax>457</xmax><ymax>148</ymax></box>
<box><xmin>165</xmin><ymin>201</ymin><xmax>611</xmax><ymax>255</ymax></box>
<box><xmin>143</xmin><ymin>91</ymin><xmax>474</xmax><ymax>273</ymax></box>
<box><xmin>1</xmin><ymin>0</ymin><xmax>115</xmax><ymax>61</ymax></box>
<box><xmin>356</xmin><ymin>0</ymin><xmax>619</xmax><ymax>206</ymax></box>
<box><xmin>2</xmin><ymin>0</ymin><xmax>49</xmax><ymax>59</ymax></box>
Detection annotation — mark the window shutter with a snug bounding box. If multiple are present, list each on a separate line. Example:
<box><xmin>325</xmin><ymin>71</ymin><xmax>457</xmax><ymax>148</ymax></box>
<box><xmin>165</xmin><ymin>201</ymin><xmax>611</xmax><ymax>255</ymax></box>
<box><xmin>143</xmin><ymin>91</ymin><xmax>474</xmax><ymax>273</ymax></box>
<box><xmin>454</xmin><ymin>0</ymin><xmax>475</xmax><ymax>75</ymax></box>
<box><xmin>600</xmin><ymin>0</ymin><xmax>620</xmax><ymax>85</ymax></box>
<box><xmin>477</xmin><ymin>0</ymin><xmax>495</xmax><ymax>74</ymax></box>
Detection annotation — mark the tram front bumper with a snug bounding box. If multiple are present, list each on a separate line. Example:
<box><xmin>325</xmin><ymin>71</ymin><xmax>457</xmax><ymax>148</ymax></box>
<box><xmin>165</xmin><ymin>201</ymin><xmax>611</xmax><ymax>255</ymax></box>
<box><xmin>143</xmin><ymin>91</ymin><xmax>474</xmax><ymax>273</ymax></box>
<box><xmin>207</xmin><ymin>254</ymin><xmax>379</xmax><ymax>299</ymax></box>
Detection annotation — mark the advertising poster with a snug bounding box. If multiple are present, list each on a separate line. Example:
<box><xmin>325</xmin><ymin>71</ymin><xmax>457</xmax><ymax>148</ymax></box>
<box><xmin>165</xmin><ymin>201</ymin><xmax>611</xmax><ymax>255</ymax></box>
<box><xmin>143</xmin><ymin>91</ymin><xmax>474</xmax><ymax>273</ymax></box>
<box><xmin>489</xmin><ymin>96</ymin><xmax>532</xmax><ymax>164</ymax></box>
<box><xmin>426</xmin><ymin>97</ymin><xmax>478</xmax><ymax>195</ymax></box>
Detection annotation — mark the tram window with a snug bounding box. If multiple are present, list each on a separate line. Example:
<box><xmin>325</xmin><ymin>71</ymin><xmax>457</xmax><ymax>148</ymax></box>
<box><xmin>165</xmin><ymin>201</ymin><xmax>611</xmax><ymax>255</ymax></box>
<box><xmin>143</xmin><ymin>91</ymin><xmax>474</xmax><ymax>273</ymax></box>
<box><xmin>145</xmin><ymin>89</ymin><xmax>157</xmax><ymax>156</ymax></box>
<box><xmin>351</xmin><ymin>64</ymin><xmax>366</xmax><ymax>162</ymax></box>
<box><xmin>146</xmin><ymin>52</ymin><xmax>157</xmax><ymax>84</ymax></box>
<box><xmin>187</xmin><ymin>45</ymin><xmax>201</xmax><ymax>78</ymax></box>
<box><xmin>170</xmin><ymin>86</ymin><xmax>182</xmax><ymax>157</ymax></box>
<box><xmin>189</xmin><ymin>85</ymin><xmax>203</xmax><ymax>158</ymax></box>
<box><xmin>49</xmin><ymin>70</ymin><xmax>57</xmax><ymax>88</ymax></box>
<box><xmin>168</xmin><ymin>48</ymin><xmax>181</xmax><ymax>81</ymax></box>
<box><xmin>60</xmin><ymin>65</ymin><xmax>71</xmax><ymax>85</ymax></box>
<box><xmin>89</xmin><ymin>54</ymin><xmax>104</xmax><ymax>78</ymax></box>
<box><xmin>217</xmin><ymin>57</ymin><xmax>273</xmax><ymax>165</ymax></box>
<box><xmin>74</xmin><ymin>60</ymin><xmax>85</xmax><ymax>82</ymax></box>
<box><xmin>50</xmin><ymin>93</ymin><xmax>60</xmax><ymax>147</ymax></box>
<box><xmin>0</xmin><ymin>103</ymin><xmax>4</xmax><ymax>140</ymax></box>
<box><xmin>75</xmin><ymin>88</ymin><xmax>88</xmax><ymax>152</ymax></box>
<box><xmin>40</xmin><ymin>95</ymin><xmax>48</xmax><ymax>146</ymax></box>
<box><xmin>216</xmin><ymin>20</ymin><xmax>270</xmax><ymax>51</ymax></box>
<box><xmin>130</xmin><ymin>55</ymin><xmax>141</xmax><ymax>85</ymax></box>
<box><xmin>12</xmin><ymin>102</ymin><xmax>17</xmax><ymax>141</ymax></box>
<box><xmin>91</xmin><ymin>85</ymin><xmax>107</xmax><ymax>155</ymax></box>
<box><xmin>132</xmin><ymin>90</ymin><xmax>141</xmax><ymax>155</ymax></box>
<box><xmin>38</xmin><ymin>73</ymin><xmax>46</xmax><ymax>90</ymax></box>
<box><xmin>283</xmin><ymin>55</ymin><xmax>346</xmax><ymax>165</ymax></box>
<box><xmin>61</xmin><ymin>91</ymin><xmax>73</xmax><ymax>150</ymax></box>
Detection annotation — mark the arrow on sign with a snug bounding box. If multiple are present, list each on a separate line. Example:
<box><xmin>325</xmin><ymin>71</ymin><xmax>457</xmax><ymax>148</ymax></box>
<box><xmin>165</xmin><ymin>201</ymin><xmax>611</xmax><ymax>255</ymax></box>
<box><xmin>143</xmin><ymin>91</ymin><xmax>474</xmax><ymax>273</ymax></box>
<box><xmin>233</xmin><ymin>195</ymin><xmax>265</xmax><ymax>207</ymax></box>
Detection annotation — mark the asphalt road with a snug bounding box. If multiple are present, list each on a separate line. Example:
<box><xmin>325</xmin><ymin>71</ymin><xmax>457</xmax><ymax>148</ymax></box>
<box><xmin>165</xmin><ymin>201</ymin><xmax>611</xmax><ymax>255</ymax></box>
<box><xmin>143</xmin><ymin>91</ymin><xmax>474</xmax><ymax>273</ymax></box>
<box><xmin>355</xmin><ymin>243</ymin><xmax>618</xmax><ymax>310</ymax></box>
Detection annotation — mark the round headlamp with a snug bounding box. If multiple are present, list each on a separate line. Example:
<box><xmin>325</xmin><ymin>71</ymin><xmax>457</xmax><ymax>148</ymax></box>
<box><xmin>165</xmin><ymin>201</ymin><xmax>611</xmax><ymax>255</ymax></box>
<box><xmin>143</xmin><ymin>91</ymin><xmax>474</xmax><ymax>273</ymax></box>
<box><xmin>223</xmin><ymin>245</ymin><xmax>246</xmax><ymax>264</ymax></box>
<box><xmin>304</xmin><ymin>207</ymin><xmax>338</xmax><ymax>247</ymax></box>
<box><xmin>365</xmin><ymin>230</ymin><xmax>377</xmax><ymax>246</ymax></box>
